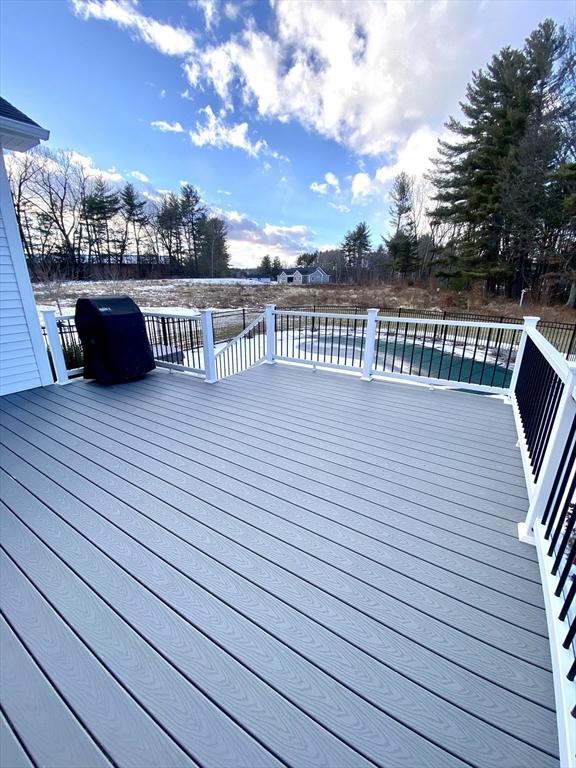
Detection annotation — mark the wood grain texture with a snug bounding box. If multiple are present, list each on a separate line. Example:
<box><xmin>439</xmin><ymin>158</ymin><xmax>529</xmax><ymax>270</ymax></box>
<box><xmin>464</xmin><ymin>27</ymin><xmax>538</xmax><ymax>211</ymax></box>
<box><xmin>0</xmin><ymin>463</ymin><xmax>557</xmax><ymax>767</ymax></box>
<box><xmin>0</xmin><ymin>551</ymin><xmax>197</xmax><ymax>768</ymax></box>
<box><xmin>35</xmin><ymin>384</ymin><xmax>529</xmax><ymax>548</ymax></box>
<box><xmin>0</xmin><ymin>365</ymin><xmax>559</xmax><ymax>767</ymax></box>
<box><xmin>1</xmin><ymin>394</ymin><xmax>540</xmax><ymax>595</ymax></box>
<box><xmin>0</xmin><ymin>432</ymin><xmax>558</xmax><ymax>756</ymax></box>
<box><xmin>0</xmin><ymin>711</ymin><xmax>34</xmax><ymax>768</ymax></box>
<box><xmin>0</xmin><ymin>613</ymin><xmax>111</xmax><ymax>768</ymax></box>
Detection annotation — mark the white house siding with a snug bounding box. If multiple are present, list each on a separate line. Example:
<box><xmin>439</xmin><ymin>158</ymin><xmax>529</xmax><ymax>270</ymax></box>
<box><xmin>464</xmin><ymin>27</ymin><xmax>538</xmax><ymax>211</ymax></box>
<box><xmin>0</xmin><ymin>152</ymin><xmax>52</xmax><ymax>395</ymax></box>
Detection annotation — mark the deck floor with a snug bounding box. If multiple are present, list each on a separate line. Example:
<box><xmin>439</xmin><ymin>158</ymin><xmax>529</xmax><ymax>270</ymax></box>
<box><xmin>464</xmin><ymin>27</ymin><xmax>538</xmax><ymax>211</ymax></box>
<box><xmin>0</xmin><ymin>363</ymin><xmax>557</xmax><ymax>767</ymax></box>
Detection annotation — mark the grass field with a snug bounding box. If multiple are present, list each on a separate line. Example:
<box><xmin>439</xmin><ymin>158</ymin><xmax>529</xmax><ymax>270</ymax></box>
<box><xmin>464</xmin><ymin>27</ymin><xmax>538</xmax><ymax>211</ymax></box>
<box><xmin>33</xmin><ymin>277</ymin><xmax>576</xmax><ymax>323</ymax></box>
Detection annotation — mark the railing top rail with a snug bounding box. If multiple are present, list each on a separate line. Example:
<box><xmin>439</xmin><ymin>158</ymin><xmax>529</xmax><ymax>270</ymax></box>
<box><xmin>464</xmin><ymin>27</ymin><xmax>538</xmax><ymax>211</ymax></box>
<box><xmin>214</xmin><ymin>311</ymin><xmax>266</xmax><ymax>359</ymax></box>
<box><xmin>377</xmin><ymin>315</ymin><xmax>522</xmax><ymax>331</ymax></box>
<box><xmin>274</xmin><ymin>308</ymin><xmax>522</xmax><ymax>330</ymax></box>
<box><xmin>142</xmin><ymin>310</ymin><xmax>202</xmax><ymax>320</ymax></box>
<box><xmin>526</xmin><ymin>325</ymin><xmax>574</xmax><ymax>384</ymax></box>
<box><xmin>274</xmin><ymin>310</ymin><xmax>368</xmax><ymax>321</ymax></box>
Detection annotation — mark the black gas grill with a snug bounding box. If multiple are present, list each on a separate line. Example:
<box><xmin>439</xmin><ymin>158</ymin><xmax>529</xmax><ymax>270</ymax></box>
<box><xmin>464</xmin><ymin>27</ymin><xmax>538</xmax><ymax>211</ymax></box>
<box><xmin>75</xmin><ymin>296</ymin><xmax>155</xmax><ymax>384</ymax></box>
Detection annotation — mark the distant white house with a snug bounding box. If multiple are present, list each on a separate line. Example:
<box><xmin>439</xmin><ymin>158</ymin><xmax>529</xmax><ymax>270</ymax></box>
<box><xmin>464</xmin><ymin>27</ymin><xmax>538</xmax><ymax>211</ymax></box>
<box><xmin>277</xmin><ymin>267</ymin><xmax>330</xmax><ymax>285</ymax></box>
<box><xmin>0</xmin><ymin>97</ymin><xmax>53</xmax><ymax>395</ymax></box>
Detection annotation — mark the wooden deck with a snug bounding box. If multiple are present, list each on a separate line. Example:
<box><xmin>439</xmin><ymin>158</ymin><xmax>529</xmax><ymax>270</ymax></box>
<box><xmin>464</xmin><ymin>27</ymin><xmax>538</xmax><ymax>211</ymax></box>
<box><xmin>0</xmin><ymin>363</ymin><xmax>558</xmax><ymax>767</ymax></box>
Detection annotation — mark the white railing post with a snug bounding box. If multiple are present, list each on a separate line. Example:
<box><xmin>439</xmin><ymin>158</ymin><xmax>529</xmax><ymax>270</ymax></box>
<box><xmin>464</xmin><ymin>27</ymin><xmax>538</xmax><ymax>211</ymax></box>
<box><xmin>200</xmin><ymin>309</ymin><xmax>217</xmax><ymax>383</ymax></box>
<box><xmin>522</xmin><ymin>363</ymin><xmax>576</xmax><ymax>535</ymax></box>
<box><xmin>42</xmin><ymin>310</ymin><xmax>69</xmax><ymax>385</ymax></box>
<box><xmin>361</xmin><ymin>308</ymin><xmax>379</xmax><ymax>380</ymax></box>
<box><xmin>265</xmin><ymin>304</ymin><xmax>276</xmax><ymax>364</ymax></box>
<box><xmin>508</xmin><ymin>315</ymin><xmax>540</xmax><ymax>397</ymax></box>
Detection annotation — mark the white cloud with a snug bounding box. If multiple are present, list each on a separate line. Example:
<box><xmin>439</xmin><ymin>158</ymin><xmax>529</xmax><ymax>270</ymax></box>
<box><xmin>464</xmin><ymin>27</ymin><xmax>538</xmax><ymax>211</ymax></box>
<box><xmin>223</xmin><ymin>2</ymin><xmax>240</xmax><ymax>21</ymax></box>
<box><xmin>159</xmin><ymin>88</ymin><xmax>166</xmax><ymax>98</ymax></box>
<box><xmin>328</xmin><ymin>202</ymin><xmax>350</xmax><ymax>213</ymax></box>
<box><xmin>325</xmin><ymin>172</ymin><xmax>340</xmax><ymax>192</ymax></box>
<box><xmin>72</xmin><ymin>0</ymin><xmax>195</xmax><ymax>56</ymax></box>
<box><xmin>310</xmin><ymin>181</ymin><xmax>328</xmax><ymax>195</ymax></box>
<box><xmin>310</xmin><ymin>172</ymin><xmax>339</xmax><ymax>196</ymax></box>
<box><xmin>189</xmin><ymin>105</ymin><xmax>286</xmax><ymax>160</ymax></box>
<box><xmin>215</xmin><ymin>208</ymin><xmax>315</xmax><ymax>266</ymax></box>
<box><xmin>195</xmin><ymin>0</ymin><xmax>217</xmax><ymax>30</ymax></box>
<box><xmin>130</xmin><ymin>170</ymin><xmax>149</xmax><ymax>182</ymax></box>
<box><xmin>180</xmin><ymin>88</ymin><xmax>194</xmax><ymax>100</ymax></box>
<box><xmin>217</xmin><ymin>189</ymin><xmax>232</xmax><ymax>195</ymax></box>
<box><xmin>350</xmin><ymin>126</ymin><xmax>445</xmax><ymax>203</ymax></box>
<box><xmin>151</xmin><ymin>120</ymin><xmax>185</xmax><ymax>133</ymax></box>
<box><xmin>68</xmin><ymin>150</ymin><xmax>125</xmax><ymax>184</ymax></box>
<box><xmin>351</xmin><ymin>172</ymin><xmax>374</xmax><ymax>200</ymax></box>
<box><xmin>184</xmin><ymin>0</ymin><xmax>511</xmax><ymax>156</ymax></box>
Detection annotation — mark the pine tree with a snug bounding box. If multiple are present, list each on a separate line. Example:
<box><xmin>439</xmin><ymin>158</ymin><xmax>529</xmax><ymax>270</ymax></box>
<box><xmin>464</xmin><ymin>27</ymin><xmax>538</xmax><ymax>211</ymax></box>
<box><xmin>386</xmin><ymin>173</ymin><xmax>419</xmax><ymax>277</ymax></box>
<box><xmin>429</xmin><ymin>19</ymin><xmax>574</xmax><ymax>297</ymax></box>
<box><xmin>271</xmin><ymin>256</ymin><xmax>282</xmax><ymax>277</ymax></box>
<box><xmin>82</xmin><ymin>177</ymin><xmax>121</xmax><ymax>265</ymax></box>
<box><xmin>198</xmin><ymin>215</ymin><xmax>229</xmax><ymax>277</ymax></box>
<box><xmin>180</xmin><ymin>184</ymin><xmax>205</xmax><ymax>276</ymax></box>
<box><xmin>259</xmin><ymin>255</ymin><xmax>272</xmax><ymax>274</ymax></box>
<box><xmin>119</xmin><ymin>183</ymin><xmax>148</xmax><ymax>266</ymax></box>
<box><xmin>342</xmin><ymin>222</ymin><xmax>371</xmax><ymax>281</ymax></box>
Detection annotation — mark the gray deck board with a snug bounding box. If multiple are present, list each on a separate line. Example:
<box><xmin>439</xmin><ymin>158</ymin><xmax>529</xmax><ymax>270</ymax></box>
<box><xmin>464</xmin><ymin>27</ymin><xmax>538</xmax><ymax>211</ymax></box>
<box><xmin>0</xmin><ymin>613</ymin><xmax>109</xmax><ymax>768</ymax></box>
<box><xmin>0</xmin><ymin>712</ymin><xmax>34</xmax><ymax>768</ymax></box>
<box><xmin>0</xmin><ymin>364</ymin><xmax>558</xmax><ymax>766</ymax></box>
<box><xmin>13</xmin><ymin>387</ymin><xmax>536</xmax><ymax>576</ymax></box>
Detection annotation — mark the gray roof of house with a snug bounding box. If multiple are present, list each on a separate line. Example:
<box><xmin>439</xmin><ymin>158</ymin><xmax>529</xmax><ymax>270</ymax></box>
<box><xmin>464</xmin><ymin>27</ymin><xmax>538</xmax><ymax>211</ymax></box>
<box><xmin>281</xmin><ymin>267</ymin><xmax>324</xmax><ymax>275</ymax></box>
<box><xmin>0</xmin><ymin>97</ymin><xmax>42</xmax><ymax>128</ymax></box>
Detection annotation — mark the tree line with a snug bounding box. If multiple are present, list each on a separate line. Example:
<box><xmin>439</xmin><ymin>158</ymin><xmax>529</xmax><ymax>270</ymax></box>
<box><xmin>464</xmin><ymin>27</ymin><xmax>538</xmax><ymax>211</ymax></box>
<box><xmin>8</xmin><ymin>148</ymin><xmax>230</xmax><ymax>280</ymax></box>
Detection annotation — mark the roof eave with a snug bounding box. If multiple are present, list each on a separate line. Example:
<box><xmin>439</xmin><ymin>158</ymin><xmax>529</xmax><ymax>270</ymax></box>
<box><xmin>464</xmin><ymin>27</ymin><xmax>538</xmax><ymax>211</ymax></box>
<box><xmin>0</xmin><ymin>115</ymin><xmax>50</xmax><ymax>151</ymax></box>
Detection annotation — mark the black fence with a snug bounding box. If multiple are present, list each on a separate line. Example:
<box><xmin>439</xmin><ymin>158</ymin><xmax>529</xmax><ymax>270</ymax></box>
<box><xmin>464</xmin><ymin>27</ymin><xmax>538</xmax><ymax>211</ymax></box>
<box><xmin>373</xmin><ymin>319</ymin><xmax>521</xmax><ymax>389</ymax></box>
<box><xmin>143</xmin><ymin>314</ymin><xmax>204</xmax><ymax>370</ymax></box>
<box><xmin>540</xmin><ymin>413</ymin><xmax>576</xmax><ymax>683</ymax></box>
<box><xmin>212</xmin><ymin>308</ymin><xmax>263</xmax><ymax>345</ymax></box>
<box><xmin>275</xmin><ymin>312</ymin><xmax>367</xmax><ymax>368</ymax></box>
<box><xmin>515</xmin><ymin>336</ymin><xmax>565</xmax><ymax>481</ymax></box>
<box><xmin>284</xmin><ymin>305</ymin><xmax>576</xmax><ymax>359</ymax></box>
<box><xmin>215</xmin><ymin>314</ymin><xmax>267</xmax><ymax>379</ymax></box>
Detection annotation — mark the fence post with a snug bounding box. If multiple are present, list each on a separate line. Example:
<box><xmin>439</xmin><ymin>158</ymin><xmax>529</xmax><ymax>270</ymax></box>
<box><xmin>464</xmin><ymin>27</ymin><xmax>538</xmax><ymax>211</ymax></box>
<box><xmin>361</xmin><ymin>308</ymin><xmax>379</xmax><ymax>381</ymax></box>
<box><xmin>42</xmin><ymin>310</ymin><xmax>69</xmax><ymax>385</ymax></box>
<box><xmin>200</xmin><ymin>309</ymin><xmax>217</xmax><ymax>383</ymax></box>
<box><xmin>521</xmin><ymin>363</ymin><xmax>576</xmax><ymax>539</ymax></box>
<box><xmin>265</xmin><ymin>304</ymin><xmax>276</xmax><ymax>364</ymax></box>
<box><xmin>508</xmin><ymin>315</ymin><xmax>540</xmax><ymax>398</ymax></box>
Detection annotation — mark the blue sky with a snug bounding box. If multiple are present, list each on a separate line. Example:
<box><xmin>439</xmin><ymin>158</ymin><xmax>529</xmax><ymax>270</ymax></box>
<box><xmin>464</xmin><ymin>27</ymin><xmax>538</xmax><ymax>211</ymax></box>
<box><xmin>1</xmin><ymin>0</ymin><xmax>573</xmax><ymax>267</ymax></box>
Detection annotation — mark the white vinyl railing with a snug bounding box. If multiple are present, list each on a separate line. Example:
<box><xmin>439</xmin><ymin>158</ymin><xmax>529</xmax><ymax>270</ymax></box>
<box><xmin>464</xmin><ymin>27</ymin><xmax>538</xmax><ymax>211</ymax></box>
<box><xmin>511</xmin><ymin>321</ymin><xmax>576</xmax><ymax>767</ymax></box>
<box><xmin>271</xmin><ymin>306</ymin><xmax>523</xmax><ymax>394</ymax></box>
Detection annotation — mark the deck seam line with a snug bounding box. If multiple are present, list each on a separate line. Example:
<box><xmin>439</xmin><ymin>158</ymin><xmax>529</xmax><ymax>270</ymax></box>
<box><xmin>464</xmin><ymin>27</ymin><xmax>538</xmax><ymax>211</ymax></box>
<box><xmin>0</xmin><ymin>703</ymin><xmax>40</xmax><ymax>768</ymax></box>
